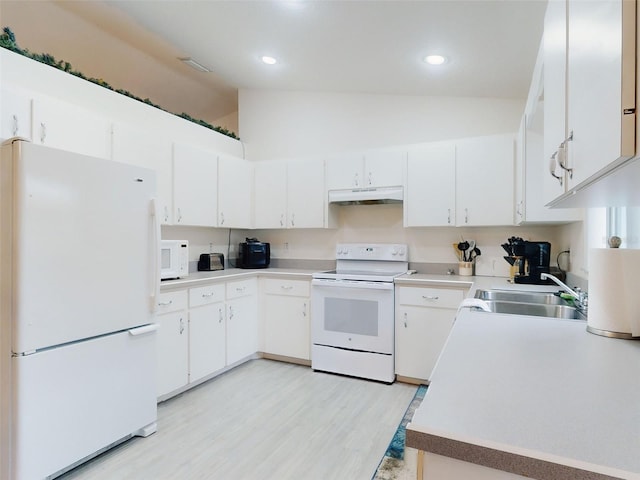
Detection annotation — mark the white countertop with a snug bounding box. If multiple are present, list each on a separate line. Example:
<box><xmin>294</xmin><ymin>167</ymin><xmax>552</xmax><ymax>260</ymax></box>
<box><xmin>408</xmin><ymin>310</ymin><xmax>640</xmax><ymax>479</ymax></box>
<box><xmin>160</xmin><ymin>268</ymin><xmax>316</xmax><ymax>289</ymax></box>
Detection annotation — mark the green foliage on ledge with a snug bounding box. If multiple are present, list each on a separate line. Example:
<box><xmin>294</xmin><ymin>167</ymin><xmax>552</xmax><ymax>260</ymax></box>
<box><xmin>0</xmin><ymin>27</ymin><xmax>239</xmax><ymax>140</ymax></box>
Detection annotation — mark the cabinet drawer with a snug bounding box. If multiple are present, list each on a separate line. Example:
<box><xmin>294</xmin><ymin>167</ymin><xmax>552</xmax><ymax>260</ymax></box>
<box><xmin>397</xmin><ymin>286</ymin><xmax>464</xmax><ymax>309</ymax></box>
<box><xmin>157</xmin><ymin>290</ymin><xmax>187</xmax><ymax>314</ymax></box>
<box><xmin>189</xmin><ymin>283</ymin><xmax>225</xmax><ymax>308</ymax></box>
<box><xmin>263</xmin><ymin>278</ymin><xmax>310</xmax><ymax>297</ymax></box>
<box><xmin>226</xmin><ymin>278</ymin><xmax>257</xmax><ymax>300</ymax></box>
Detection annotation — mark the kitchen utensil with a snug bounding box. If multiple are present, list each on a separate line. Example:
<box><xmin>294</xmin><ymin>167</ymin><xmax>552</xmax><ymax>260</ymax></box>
<box><xmin>457</xmin><ymin>240</ymin><xmax>470</xmax><ymax>261</ymax></box>
<box><xmin>470</xmin><ymin>246</ymin><xmax>481</xmax><ymax>261</ymax></box>
<box><xmin>467</xmin><ymin>240</ymin><xmax>476</xmax><ymax>261</ymax></box>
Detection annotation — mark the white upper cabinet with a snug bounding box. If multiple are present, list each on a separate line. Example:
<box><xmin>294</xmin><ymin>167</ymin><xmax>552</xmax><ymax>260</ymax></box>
<box><xmin>253</xmin><ymin>159</ymin><xmax>325</xmax><ymax>229</ymax></box>
<box><xmin>218</xmin><ymin>154</ymin><xmax>252</xmax><ymax>228</ymax></box>
<box><xmin>254</xmin><ymin>160</ymin><xmax>287</xmax><ymax>229</ymax></box>
<box><xmin>32</xmin><ymin>95</ymin><xmax>111</xmax><ymax>160</ymax></box>
<box><xmin>362</xmin><ymin>149</ymin><xmax>405</xmax><ymax>187</ymax></box>
<box><xmin>326</xmin><ymin>149</ymin><xmax>404</xmax><ymax>190</ymax></box>
<box><xmin>565</xmin><ymin>0</ymin><xmax>635</xmax><ymax>189</ymax></box>
<box><xmin>405</xmin><ymin>142</ymin><xmax>456</xmax><ymax>227</ymax></box>
<box><xmin>1</xmin><ymin>88</ymin><xmax>32</xmax><ymax>141</ymax></box>
<box><xmin>173</xmin><ymin>143</ymin><xmax>218</xmax><ymax>227</ymax></box>
<box><xmin>326</xmin><ymin>153</ymin><xmax>363</xmax><ymax>189</ymax></box>
<box><xmin>287</xmin><ymin>160</ymin><xmax>325</xmax><ymax>228</ymax></box>
<box><xmin>456</xmin><ymin>134</ymin><xmax>515</xmax><ymax>226</ymax></box>
<box><xmin>111</xmin><ymin>122</ymin><xmax>173</xmax><ymax>224</ymax></box>
<box><xmin>543</xmin><ymin>0</ymin><xmax>570</xmax><ymax>204</ymax></box>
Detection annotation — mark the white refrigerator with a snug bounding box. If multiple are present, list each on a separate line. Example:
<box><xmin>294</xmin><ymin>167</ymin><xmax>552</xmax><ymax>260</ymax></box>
<box><xmin>0</xmin><ymin>139</ymin><xmax>160</xmax><ymax>479</ymax></box>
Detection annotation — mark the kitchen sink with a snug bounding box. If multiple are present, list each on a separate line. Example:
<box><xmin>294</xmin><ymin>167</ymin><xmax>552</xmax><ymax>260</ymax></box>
<box><xmin>478</xmin><ymin>300</ymin><xmax>587</xmax><ymax>320</ymax></box>
<box><xmin>474</xmin><ymin>289</ymin><xmax>570</xmax><ymax>306</ymax></box>
<box><xmin>472</xmin><ymin>289</ymin><xmax>587</xmax><ymax>320</ymax></box>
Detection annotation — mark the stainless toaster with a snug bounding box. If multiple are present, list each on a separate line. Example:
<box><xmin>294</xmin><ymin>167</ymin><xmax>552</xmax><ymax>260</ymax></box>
<box><xmin>198</xmin><ymin>253</ymin><xmax>224</xmax><ymax>271</ymax></box>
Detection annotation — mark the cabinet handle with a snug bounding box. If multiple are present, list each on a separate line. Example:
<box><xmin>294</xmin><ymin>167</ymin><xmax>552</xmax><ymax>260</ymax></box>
<box><xmin>40</xmin><ymin>122</ymin><xmax>46</xmax><ymax>143</ymax></box>
<box><xmin>303</xmin><ymin>302</ymin><xmax>307</xmax><ymax>317</ymax></box>
<box><xmin>220</xmin><ymin>212</ymin><xmax>225</xmax><ymax>225</ymax></box>
<box><xmin>158</xmin><ymin>300</ymin><xmax>173</xmax><ymax>307</ymax></box>
<box><xmin>177</xmin><ymin>208</ymin><xmax>182</xmax><ymax>222</ymax></box>
<box><xmin>201</xmin><ymin>292</ymin><xmax>215</xmax><ymax>298</ymax></box>
<box><xmin>557</xmin><ymin>132</ymin><xmax>574</xmax><ymax>179</ymax></box>
<box><xmin>229</xmin><ymin>305</ymin><xmax>234</xmax><ymax>319</ymax></box>
<box><xmin>422</xmin><ymin>295</ymin><xmax>440</xmax><ymax>301</ymax></box>
<box><xmin>354</xmin><ymin>172</ymin><xmax>359</xmax><ymax>187</ymax></box>
<box><xmin>281</xmin><ymin>285</ymin><xmax>294</xmax><ymax>290</ymax></box>
<box><xmin>516</xmin><ymin>201</ymin><xmax>523</xmax><ymax>217</ymax></box>
<box><xmin>403</xmin><ymin>312</ymin><xmax>408</xmax><ymax>328</ymax></box>
<box><xmin>549</xmin><ymin>154</ymin><xmax>564</xmax><ymax>186</ymax></box>
<box><xmin>447</xmin><ymin>208</ymin><xmax>451</xmax><ymax>224</ymax></box>
<box><xmin>280</xmin><ymin>213</ymin><xmax>284</xmax><ymax>227</ymax></box>
<box><xmin>12</xmin><ymin>114</ymin><xmax>18</xmax><ymax>136</ymax></box>
<box><xmin>179</xmin><ymin>318</ymin><xmax>185</xmax><ymax>334</ymax></box>
<box><xmin>368</xmin><ymin>171</ymin><xmax>372</xmax><ymax>186</ymax></box>
<box><xmin>236</xmin><ymin>286</ymin><xmax>246</xmax><ymax>293</ymax></box>
<box><xmin>464</xmin><ymin>208</ymin><xmax>468</xmax><ymax>224</ymax></box>
<box><xmin>164</xmin><ymin>206</ymin><xmax>169</xmax><ymax>223</ymax></box>
<box><xmin>218</xmin><ymin>307</ymin><xmax>224</xmax><ymax>323</ymax></box>
<box><xmin>290</xmin><ymin>213</ymin><xmax>295</xmax><ymax>227</ymax></box>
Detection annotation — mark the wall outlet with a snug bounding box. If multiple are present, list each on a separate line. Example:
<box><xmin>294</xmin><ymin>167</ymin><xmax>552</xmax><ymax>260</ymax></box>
<box><xmin>284</xmin><ymin>242</ymin><xmax>289</xmax><ymax>251</ymax></box>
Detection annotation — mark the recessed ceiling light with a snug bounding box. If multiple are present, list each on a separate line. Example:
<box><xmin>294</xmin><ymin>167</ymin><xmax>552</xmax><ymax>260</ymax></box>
<box><xmin>261</xmin><ymin>56</ymin><xmax>277</xmax><ymax>65</ymax></box>
<box><xmin>179</xmin><ymin>57</ymin><xmax>213</xmax><ymax>73</ymax></box>
<box><xmin>424</xmin><ymin>55</ymin><xmax>447</xmax><ymax>65</ymax></box>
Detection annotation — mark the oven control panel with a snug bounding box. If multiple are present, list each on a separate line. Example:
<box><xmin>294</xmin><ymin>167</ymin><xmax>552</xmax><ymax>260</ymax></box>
<box><xmin>335</xmin><ymin>243</ymin><xmax>408</xmax><ymax>261</ymax></box>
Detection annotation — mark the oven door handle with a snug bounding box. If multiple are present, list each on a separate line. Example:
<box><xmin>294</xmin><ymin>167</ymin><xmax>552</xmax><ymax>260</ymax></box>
<box><xmin>311</xmin><ymin>279</ymin><xmax>394</xmax><ymax>290</ymax></box>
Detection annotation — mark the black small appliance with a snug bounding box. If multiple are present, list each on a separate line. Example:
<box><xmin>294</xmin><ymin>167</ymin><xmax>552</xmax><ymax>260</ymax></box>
<box><xmin>513</xmin><ymin>241</ymin><xmax>551</xmax><ymax>284</ymax></box>
<box><xmin>238</xmin><ymin>238</ymin><xmax>270</xmax><ymax>269</ymax></box>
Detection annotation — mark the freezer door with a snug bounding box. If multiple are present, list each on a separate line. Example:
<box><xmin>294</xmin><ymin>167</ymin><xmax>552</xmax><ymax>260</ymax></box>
<box><xmin>12</xmin><ymin>142</ymin><xmax>158</xmax><ymax>352</ymax></box>
<box><xmin>12</xmin><ymin>326</ymin><xmax>157</xmax><ymax>479</ymax></box>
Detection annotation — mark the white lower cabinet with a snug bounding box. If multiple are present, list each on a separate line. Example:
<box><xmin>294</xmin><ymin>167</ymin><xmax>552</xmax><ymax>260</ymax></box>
<box><xmin>188</xmin><ymin>284</ymin><xmax>226</xmax><ymax>383</ymax></box>
<box><xmin>157</xmin><ymin>278</ymin><xmax>258</xmax><ymax>400</ymax></box>
<box><xmin>261</xmin><ymin>277</ymin><xmax>311</xmax><ymax>361</ymax></box>
<box><xmin>226</xmin><ymin>278</ymin><xmax>258</xmax><ymax>365</ymax></box>
<box><xmin>395</xmin><ymin>285</ymin><xmax>466</xmax><ymax>382</ymax></box>
<box><xmin>155</xmin><ymin>290</ymin><xmax>189</xmax><ymax>398</ymax></box>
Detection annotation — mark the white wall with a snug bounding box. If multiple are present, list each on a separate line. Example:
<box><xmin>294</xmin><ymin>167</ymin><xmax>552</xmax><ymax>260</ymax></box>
<box><xmin>253</xmin><ymin>205</ymin><xmax>566</xmax><ymax>278</ymax></box>
<box><xmin>238</xmin><ymin>90</ymin><xmax>525</xmax><ymax>160</ymax></box>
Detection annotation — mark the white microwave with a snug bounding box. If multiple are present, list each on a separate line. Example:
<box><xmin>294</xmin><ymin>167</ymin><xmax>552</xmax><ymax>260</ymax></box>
<box><xmin>161</xmin><ymin>240</ymin><xmax>189</xmax><ymax>280</ymax></box>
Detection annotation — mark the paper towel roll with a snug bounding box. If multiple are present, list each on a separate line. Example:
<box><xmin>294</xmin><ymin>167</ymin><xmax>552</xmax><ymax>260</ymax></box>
<box><xmin>588</xmin><ymin>248</ymin><xmax>640</xmax><ymax>337</ymax></box>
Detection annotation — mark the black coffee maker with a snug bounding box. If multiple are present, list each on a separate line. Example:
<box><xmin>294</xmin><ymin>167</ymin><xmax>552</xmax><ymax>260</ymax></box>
<box><xmin>513</xmin><ymin>241</ymin><xmax>551</xmax><ymax>284</ymax></box>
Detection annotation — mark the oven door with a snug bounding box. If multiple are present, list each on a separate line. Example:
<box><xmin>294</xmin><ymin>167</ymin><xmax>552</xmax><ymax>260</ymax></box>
<box><xmin>311</xmin><ymin>278</ymin><xmax>394</xmax><ymax>354</ymax></box>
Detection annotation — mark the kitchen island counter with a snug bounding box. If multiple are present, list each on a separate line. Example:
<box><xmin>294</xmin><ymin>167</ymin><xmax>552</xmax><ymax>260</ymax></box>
<box><xmin>406</xmin><ymin>310</ymin><xmax>640</xmax><ymax>480</ymax></box>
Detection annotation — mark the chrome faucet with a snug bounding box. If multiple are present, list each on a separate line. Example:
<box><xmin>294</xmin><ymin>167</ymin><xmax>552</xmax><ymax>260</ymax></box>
<box><xmin>540</xmin><ymin>273</ymin><xmax>588</xmax><ymax>311</ymax></box>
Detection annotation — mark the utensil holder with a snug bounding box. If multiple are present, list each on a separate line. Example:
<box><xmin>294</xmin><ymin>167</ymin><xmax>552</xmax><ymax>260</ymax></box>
<box><xmin>459</xmin><ymin>261</ymin><xmax>474</xmax><ymax>276</ymax></box>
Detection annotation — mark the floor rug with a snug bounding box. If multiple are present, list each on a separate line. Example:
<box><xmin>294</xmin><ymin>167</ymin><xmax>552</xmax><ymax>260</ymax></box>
<box><xmin>372</xmin><ymin>385</ymin><xmax>428</xmax><ymax>480</ymax></box>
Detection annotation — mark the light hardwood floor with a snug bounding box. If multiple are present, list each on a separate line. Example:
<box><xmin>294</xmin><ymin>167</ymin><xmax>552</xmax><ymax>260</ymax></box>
<box><xmin>60</xmin><ymin>359</ymin><xmax>418</xmax><ymax>480</ymax></box>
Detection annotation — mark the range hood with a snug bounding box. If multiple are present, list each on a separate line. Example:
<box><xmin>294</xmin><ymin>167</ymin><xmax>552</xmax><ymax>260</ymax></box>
<box><xmin>328</xmin><ymin>186</ymin><xmax>404</xmax><ymax>205</ymax></box>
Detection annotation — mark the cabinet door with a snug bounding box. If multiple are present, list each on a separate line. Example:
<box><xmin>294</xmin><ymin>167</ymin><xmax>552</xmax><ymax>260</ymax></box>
<box><xmin>326</xmin><ymin>154</ymin><xmax>363</xmax><ymax>189</ymax></box>
<box><xmin>364</xmin><ymin>149</ymin><xmax>405</xmax><ymax>187</ymax></box>
<box><xmin>543</xmin><ymin>0</ymin><xmax>569</xmax><ymax>203</ymax></box>
<box><xmin>405</xmin><ymin>142</ymin><xmax>456</xmax><ymax>227</ymax></box>
<box><xmin>173</xmin><ymin>143</ymin><xmax>218</xmax><ymax>227</ymax></box>
<box><xmin>264</xmin><ymin>295</ymin><xmax>310</xmax><ymax>360</ymax></box>
<box><xmin>456</xmin><ymin>134</ymin><xmax>515</xmax><ymax>226</ymax></box>
<box><xmin>189</xmin><ymin>302</ymin><xmax>226</xmax><ymax>383</ymax></box>
<box><xmin>218</xmin><ymin>154</ymin><xmax>253</xmax><ymax>228</ymax></box>
<box><xmin>156</xmin><ymin>311</ymin><xmax>189</xmax><ymax>397</ymax></box>
<box><xmin>254</xmin><ymin>160</ymin><xmax>287</xmax><ymax>228</ymax></box>
<box><xmin>1</xmin><ymin>88</ymin><xmax>31</xmax><ymax>140</ymax></box>
<box><xmin>288</xmin><ymin>160</ymin><xmax>325</xmax><ymax>228</ymax></box>
<box><xmin>32</xmin><ymin>95</ymin><xmax>111</xmax><ymax>160</ymax></box>
<box><xmin>226</xmin><ymin>295</ymin><xmax>258</xmax><ymax>365</ymax></box>
<box><xmin>112</xmin><ymin>122</ymin><xmax>173</xmax><ymax>224</ymax></box>
<box><xmin>395</xmin><ymin>306</ymin><xmax>455</xmax><ymax>381</ymax></box>
<box><xmin>567</xmin><ymin>0</ymin><xmax>635</xmax><ymax>188</ymax></box>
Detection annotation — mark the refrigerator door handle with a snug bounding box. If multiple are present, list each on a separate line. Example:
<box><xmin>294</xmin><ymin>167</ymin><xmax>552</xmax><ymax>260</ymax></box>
<box><xmin>128</xmin><ymin>324</ymin><xmax>158</xmax><ymax>336</ymax></box>
<box><xmin>149</xmin><ymin>197</ymin><xmax>161</xmax><ymax>313</ymax></box>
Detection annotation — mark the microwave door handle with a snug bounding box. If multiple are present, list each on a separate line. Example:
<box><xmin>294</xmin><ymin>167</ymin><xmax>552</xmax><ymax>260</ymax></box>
<box><xmin>150</xmin><ymin>198</ymin><xmax>161</xmax><ymax>313</ymax></box>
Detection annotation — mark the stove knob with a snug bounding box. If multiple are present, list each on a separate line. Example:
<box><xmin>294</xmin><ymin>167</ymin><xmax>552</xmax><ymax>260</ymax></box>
<box><xmin>391</xmin><ymin>247</ymin><xmax>398</xmax><ymax>255</ymax></box>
